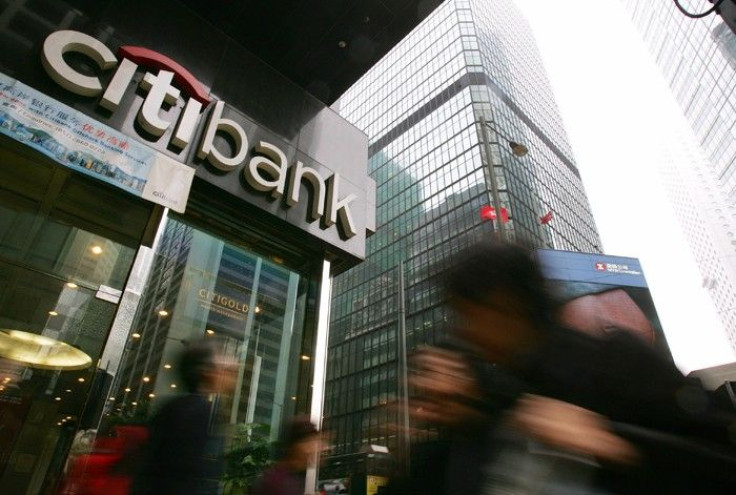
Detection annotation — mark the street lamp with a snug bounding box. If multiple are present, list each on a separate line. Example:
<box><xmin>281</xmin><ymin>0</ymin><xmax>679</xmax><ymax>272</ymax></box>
<box><xmin>395</xmin><ymin>118</ymin><xmax>527</xmax><ymax>461</ymax></box>
<box><xmin>478</xmin><ymin>116</ymin><xmax>529</xmax><ymax>240</ymax></box>
<box><xmin>674</xmin><ymin>1</ymin><xmax>736</xmax><ymax>36</ymax></box>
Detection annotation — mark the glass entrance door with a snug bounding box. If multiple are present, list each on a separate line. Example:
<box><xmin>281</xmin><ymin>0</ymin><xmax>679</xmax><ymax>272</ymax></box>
<box><xmin>0</xmin><ymin>140</ymin><xmax>152</xmax><ymax>494</ymax></box>
<box><xmin>107</xmin><ymin>216</ymin><xmax>313</xmax><ymax>440</ymax></box>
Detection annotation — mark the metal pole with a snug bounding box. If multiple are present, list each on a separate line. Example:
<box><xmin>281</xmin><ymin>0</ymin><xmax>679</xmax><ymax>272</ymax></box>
<box><xmin>397</xmin><ymin>261</ymin><xmax>410</xmax><ymax>472</ymax></box>
<box><xmin>479</xmin><ymin>116</ymin><xmax>506</xmax><ymax>240</ymax></box>
<box><xmin>305</xmin><ymin>260</ymin><xmax>334</xmax><ymax>494</ymax></box>
<box><xmin>230</xmin><ymin>257</ymin><xmax>262</xmax><ymax>424</ymax></box>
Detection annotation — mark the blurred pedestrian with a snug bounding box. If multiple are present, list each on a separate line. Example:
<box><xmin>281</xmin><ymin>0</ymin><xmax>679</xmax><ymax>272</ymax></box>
<box><xmin>58</xmin><ymin>425</ymin><xmax>148</xmax><ymax>495</ymax></box>
<box><xmin>252</xmin><ymin>416</ymin><xmax>325</xmax><ymax>495</ymax></box>
<box><xmin>396</xmin><ymin>240</ymin><xmax>736</xmax><ymax>494</ymax></box>
<box><xmin>130</xmin><ymin>339</ymin><xmax>237</xmax><ymax>494</ymax></box>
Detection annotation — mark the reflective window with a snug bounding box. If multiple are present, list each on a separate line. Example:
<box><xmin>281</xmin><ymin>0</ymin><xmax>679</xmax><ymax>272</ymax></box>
<box><xmin>326</xmin><ymin>0</ymin><xmax>602</xmax><ymax>459</ymax></box>
<box><xmin>105</xmin><ymin>217</ymin><xmax>312</xmax><ymax>442</ymax></box>
<box><xmin>0</xmin><ymin>143</ymin><xmax>151</xmax><ymax>492</ymax></box>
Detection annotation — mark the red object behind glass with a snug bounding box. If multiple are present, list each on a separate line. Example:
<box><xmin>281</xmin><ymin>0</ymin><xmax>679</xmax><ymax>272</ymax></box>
<box><xmin>58</xmin><ymin>425</ymin><xmax>148</xmax><ymax>495</ymax></box>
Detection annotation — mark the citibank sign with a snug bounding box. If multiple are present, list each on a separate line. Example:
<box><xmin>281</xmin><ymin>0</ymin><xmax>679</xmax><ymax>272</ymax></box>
<box><xmin>41</xmin><ymin>30</ymin><xmax>358</xmax><ymax>239</ymax></box>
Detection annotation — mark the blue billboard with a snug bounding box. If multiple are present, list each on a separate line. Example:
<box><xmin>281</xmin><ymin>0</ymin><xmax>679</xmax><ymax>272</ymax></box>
<box><xmin>535</xmin><ymin>249</ymin><xmax>671</xmax><ymax>358</ymax></box>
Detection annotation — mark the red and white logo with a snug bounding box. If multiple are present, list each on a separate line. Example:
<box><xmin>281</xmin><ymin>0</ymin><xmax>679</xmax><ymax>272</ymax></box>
<box><xmin>117</xmin><ymin>45</ymin><xmax>212</xmax><ymax>106</ymax></box>
<box><xmin>595</xmin><ymin>263</ymin><xmax>606</xmax><ymax>271</ymax></box>
<box><xmin>42</xmin><ymin>30</ymin><xmax>211</xmax><ymax>149</ymax></box>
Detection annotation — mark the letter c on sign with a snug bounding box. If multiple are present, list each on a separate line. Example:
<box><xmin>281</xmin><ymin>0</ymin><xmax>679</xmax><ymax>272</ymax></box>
<box><xmin>42</xmin><ymin>30</ymin><xmax>118</xmax><ymax>97</ymax></box>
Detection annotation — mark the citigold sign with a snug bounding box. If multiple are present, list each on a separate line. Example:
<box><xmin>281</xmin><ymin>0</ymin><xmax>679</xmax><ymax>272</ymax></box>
<box><xmin>198</xmin><ymin>288</ymin><xmax>249</xmax><ymax>312</ymax></box>
<box><xmin>197</xmin><ymin>289</ymin><xmax>249</xmax><ymax>320</ymax></box>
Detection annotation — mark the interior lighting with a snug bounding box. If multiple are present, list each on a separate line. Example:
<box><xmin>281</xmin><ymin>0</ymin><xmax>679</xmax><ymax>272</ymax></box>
<box><xmin>0</xmin><ymin>329</ymin><xmax>92</xmax><ymax>370</ymax></box>
<box><xmin>124</xmin><ymin>387</ymin><xmax>131</xmax><ymax>392</ymax></box>
<box><xmin>132</xmin><ymin>333</ymin><xmax>141</xmax><ymax>339</ymax></box>
<box><xmin>170</xmin><ymin>384</ymin><xmax>177</xmax><ymax>388</ymax></box>
<box><xmin>55</xmin><ymin>397</ymin><xmax>61</xmax><ymax>401</ymax></box>
<box><xmin>142</xmin><ymin>376</ymin><xmax>150</xmax><ymax>383</ymax></box>
<box><xmin>66</xmin><ymin>282</ymin><xmax>78</xmax><ymax>289</ymax></box>
<box><xmin>78</xmin><ymin>377</ymin><xmax>85</xmax><ymax>383</ymax></box>
<box><xmin>90</xmin><ymin>245</ymin><xmax>103</xmax><ymax>255</ymax></box>
<box><xmin>148</xmin><ymin>393</ymin><xmax>155</xmax><ymax>398</ymax></box>
<box><xmin>206</xmin><ymin>329</ymin><xmax>215</xmax><ymax>335</ymax></box>
<box><xmin>301</xmin><ymin>355</ymin><xmax>311</xmax><ymax>361</ymax></box>
<box><xmin>164</xmin><ymin>364</ymin><xmax>172</xmax><ymax>369</ymax></box>
<box><xmin>48</xmin><ymin>311</ymin><xmax>58</xmax><ymax>316</ymax></box>
<box><xmin>158</xmin><ymin>309</ymin><xmax>169</xmax><ymax>317</ymax></box>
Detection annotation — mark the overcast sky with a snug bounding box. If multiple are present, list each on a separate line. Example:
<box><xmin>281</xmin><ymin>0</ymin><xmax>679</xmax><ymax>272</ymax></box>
<box><xmin>513</xmin><ymin>0</ymin><xmax>736</xmax><ymax>373</ymax></box>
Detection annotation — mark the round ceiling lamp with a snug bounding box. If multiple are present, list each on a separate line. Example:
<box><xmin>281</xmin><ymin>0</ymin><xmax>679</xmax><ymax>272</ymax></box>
<box><xmin>0</xmin><ymin>329</ymin><xmax>92</xmax><ymax>370</ymax></box>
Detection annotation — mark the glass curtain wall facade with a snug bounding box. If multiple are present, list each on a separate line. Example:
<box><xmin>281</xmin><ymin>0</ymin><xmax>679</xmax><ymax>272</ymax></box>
<box><xmin>324</xmin><ymin>0</ymin><xmax>601</xmax><ymax>464</ymax></box>
<box><xmin>0</xmin><ymin>140</ymin><xmax>154</xmax><ymax>492</ymax></box>
<box><xmin>106</xmin><ymin>214</ymin><xmax>319</xmax><ymax>444</ymax></box>
<box><xmin>621</xmin><ymin>1</ymin><xmax>736</xmax><ymax>199</ymax></box>
<box><xmin>620</xmin><ymin>1</ymin><xmax>736</xmax><ymax>350</ymax></box>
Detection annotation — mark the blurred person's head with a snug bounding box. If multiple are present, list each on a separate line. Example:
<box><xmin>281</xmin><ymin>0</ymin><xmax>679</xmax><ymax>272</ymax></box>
<box><xmin>443</xmin><ymin>241</ymin><xmax>553</xmax><ymax>363</ymax></box>
<box><xmin>279</xmin><ymin>416</ymin><xmax>325</xmax><ymax>471</ymax></box>
<box><xmin>178</xmin><ymin>338</ymin><xmax>237</xmax><ymax>394</ymax></box>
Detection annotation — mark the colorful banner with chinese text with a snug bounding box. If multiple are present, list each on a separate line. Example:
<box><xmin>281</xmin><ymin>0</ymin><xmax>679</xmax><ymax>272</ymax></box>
<box><xmin>0</xmin><ymin>72</ymin><xmax>194</xmax><ymax>213</ymax></box>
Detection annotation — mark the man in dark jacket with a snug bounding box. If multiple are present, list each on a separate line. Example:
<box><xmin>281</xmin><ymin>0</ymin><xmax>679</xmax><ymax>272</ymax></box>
<box><xmin>131</xmin><ymin>339</ymin><xmax>237</xmax><ymax>494</ymax></box>
<box><xmin>398</xmin><ymin>241</ymin><xmax>736</xmax><ymax>494</ymax></box>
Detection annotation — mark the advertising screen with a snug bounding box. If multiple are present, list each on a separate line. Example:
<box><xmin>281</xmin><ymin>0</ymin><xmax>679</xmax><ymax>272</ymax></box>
<box><xmin>535</xmin><ymin>249</ymin><xmax>671</xmax><ymax>359</ymax></box>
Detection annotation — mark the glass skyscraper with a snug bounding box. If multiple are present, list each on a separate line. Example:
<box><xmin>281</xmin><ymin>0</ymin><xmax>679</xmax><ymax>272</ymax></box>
<box><xmin>322</xmin><ymin>0</ymin><xmax>602</xmax><ymax>475</ymax></box>
<box><xmin>621</xmin><ymin>1</ymin><xmax>736</xmax><ymax>350</ymax></box>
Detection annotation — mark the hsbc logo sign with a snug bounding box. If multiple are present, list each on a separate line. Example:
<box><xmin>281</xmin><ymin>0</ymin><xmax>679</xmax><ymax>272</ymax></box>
<box><xmin>41</xmin><ymin>30</ymin><xmax>359</xmax><ymax>239</ymax></box>
<box><xmin>594</xmin><ymin>261</ymin><xmax>642</xmax><ymax>276</ymax></box>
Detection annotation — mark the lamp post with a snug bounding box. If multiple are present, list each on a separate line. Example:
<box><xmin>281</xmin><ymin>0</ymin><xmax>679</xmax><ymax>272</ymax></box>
<box><xmin>396</xmin><ymin>260</ymin><xmax>410</xmax><ymax>472</ymax></box>
<box><xmin>478</xmin><ymin>116</ymin><xmax>528</xmax><ymax>240</ymax></box>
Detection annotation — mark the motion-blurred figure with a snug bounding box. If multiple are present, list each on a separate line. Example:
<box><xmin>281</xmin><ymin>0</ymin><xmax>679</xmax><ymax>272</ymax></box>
<box><xmin>131</xmin><ymin>339</ymin><xmax>237</xmax><ymax>494</ymax></box>
<box><xmin>252</xmin><ymin>416</ymin><xmax>325</xmax><ymax>495</ymax></box>
<box><xmin>58</xmin><ymin>425</ymin><xmax>148</xmax><ymax>495</ymax></box>
<box><xmin>396</xmin><ymin>241</ymin><xmax>736</xmax><ymax>494</ymax></box>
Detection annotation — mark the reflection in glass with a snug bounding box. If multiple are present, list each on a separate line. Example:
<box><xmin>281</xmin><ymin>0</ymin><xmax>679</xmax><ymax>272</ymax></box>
<box><xmin>106</xmin><ymin>218</ymin><xmax>311</xmax><ymax>444</ymax></box>
<box><xmin>0</xmin><ymin>259</ymin><xmax>127</xmax><ymax>492</ymax></box>
<box><xmin>0</xmin><ymin>146</ymin><xmax>146</xmax><ymax>492</ymax></box>
<box><xmin>0</xmin><ymin>329</ymin><xmax>92</xmax><ymax>370</ymax></box>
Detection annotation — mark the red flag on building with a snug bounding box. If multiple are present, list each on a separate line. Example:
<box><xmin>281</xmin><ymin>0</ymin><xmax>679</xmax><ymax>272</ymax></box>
<box><xmin>480</xmin><ymin>205</ymin><xmax>509</xmax><ymax>223</ymax></box>
<box><xmin>539</xmin><ymin>210</ymin><xmax>554</xmax><ymax>225</ymax></box>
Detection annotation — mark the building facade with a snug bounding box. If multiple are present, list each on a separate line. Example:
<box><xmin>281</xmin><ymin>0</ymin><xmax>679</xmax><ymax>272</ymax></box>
<box><xmin>322</xmin><ymin>0</ymin><xmax>602</xmax><ymax>476</ymax></box>
<box><xmin>620</xmin><ymin>0</ymin><xmax>736</xmax><ymax>351</ymax></box>
<box><xmin>0</xmin><ymin>0</ymin><xmax>452</xmax><ymax>492</ymax></box>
